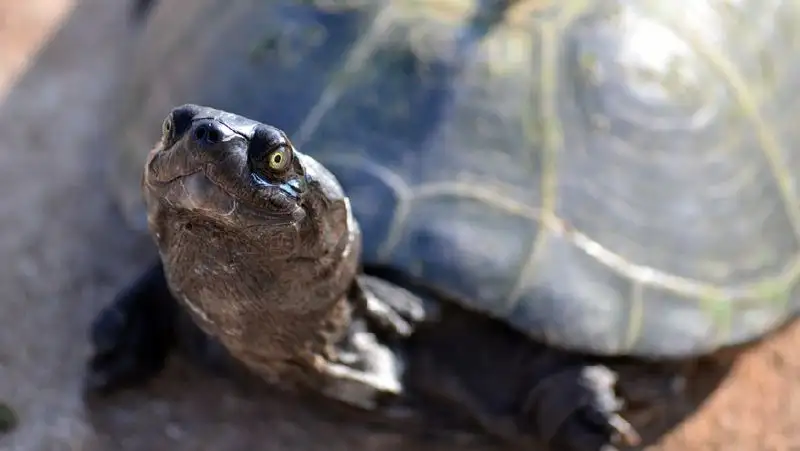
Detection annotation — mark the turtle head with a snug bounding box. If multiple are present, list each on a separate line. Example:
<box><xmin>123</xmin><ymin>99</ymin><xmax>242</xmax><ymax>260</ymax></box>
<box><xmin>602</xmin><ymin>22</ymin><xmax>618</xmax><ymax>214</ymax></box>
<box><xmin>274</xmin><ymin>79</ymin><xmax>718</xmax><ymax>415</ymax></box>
<box><xmin>141</xmin><ymin>105</ymin><xmax>360</xmax><ymax>350</ymax></box>
<box><xmin>142</xmin><ymin>104</ymin><xmax>354</xmax><ymax>259</ymax></box>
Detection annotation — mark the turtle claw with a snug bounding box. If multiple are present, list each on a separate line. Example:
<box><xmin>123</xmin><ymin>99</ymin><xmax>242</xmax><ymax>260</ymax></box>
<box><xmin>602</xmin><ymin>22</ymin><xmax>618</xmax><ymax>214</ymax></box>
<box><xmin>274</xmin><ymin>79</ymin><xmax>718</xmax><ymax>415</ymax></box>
<box><xmin>363</xmin><ymin>293</ymin><xmax>416</xmax><ymax>337</ymax></box>
<box><xmin>354</xmin><ymin>275</ymin><xmax>438</xmax><ymax>338</ymax></box>
<box><xmin>525</xmin><ymin>364</ymin><xmax>640</xmax><ymax>451</ymax></box>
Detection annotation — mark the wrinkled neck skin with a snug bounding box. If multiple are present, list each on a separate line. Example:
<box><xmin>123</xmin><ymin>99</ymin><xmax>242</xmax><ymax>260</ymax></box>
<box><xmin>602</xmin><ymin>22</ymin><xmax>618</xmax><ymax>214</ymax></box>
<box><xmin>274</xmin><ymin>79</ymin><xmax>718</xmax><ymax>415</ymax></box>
<box><xmin>143</xmin><ymin>151</ymin><xmax>361</xmax><ymax>366</ymax></box>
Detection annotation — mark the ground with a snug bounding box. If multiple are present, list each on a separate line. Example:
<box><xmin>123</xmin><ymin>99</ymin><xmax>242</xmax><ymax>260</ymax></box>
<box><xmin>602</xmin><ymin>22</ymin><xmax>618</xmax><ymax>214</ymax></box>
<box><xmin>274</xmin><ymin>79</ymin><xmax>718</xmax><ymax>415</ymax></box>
<box><xmin>0</xmin><ymin>1</ymin><xmax>798</xmax><ymax>450</ymax></box>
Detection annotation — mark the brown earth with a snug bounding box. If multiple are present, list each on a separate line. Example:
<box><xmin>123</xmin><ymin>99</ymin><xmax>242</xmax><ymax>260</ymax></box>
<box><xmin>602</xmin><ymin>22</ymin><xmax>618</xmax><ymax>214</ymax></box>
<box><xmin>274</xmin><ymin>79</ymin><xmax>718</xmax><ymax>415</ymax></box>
<box><xmin>0</xmin><ymin>1</ymin><xmax>797</xmax><ymax>450</ymax></box>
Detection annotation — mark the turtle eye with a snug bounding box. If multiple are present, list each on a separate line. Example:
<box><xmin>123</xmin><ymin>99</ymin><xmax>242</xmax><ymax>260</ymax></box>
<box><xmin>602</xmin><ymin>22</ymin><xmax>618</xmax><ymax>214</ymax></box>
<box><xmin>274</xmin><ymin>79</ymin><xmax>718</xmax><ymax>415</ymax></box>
<box><xmin>161</xmin><ymin>114</ymin><xmax>174</xmax><ymax>144</ymax></box>
<box><xmin>250</xmin><ymin>127</ymin><xmax>294</xmax><ymax>178</ymax></box>
<box><xmin>265</xmin><ymin>145</ymin><xmax>292</xmax><ymax>172</ymax></box>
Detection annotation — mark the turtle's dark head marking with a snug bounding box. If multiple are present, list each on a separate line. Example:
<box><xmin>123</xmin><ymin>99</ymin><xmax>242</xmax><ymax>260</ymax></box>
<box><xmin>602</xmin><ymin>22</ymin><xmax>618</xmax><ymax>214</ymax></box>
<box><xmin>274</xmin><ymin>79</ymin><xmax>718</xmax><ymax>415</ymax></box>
<box><xmin>143</xmin><ymin>105</ymin><xmax>349</xmax><ymax>252</ymax></box>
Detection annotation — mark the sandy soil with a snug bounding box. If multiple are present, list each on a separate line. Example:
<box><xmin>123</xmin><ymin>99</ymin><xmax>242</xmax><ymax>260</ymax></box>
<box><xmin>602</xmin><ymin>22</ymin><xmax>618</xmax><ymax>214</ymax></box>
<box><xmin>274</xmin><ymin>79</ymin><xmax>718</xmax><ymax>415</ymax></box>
<box><xmin>0</xmin><ymin>1</ymin><xmax>798</xmax><ymax>451</ymax></box>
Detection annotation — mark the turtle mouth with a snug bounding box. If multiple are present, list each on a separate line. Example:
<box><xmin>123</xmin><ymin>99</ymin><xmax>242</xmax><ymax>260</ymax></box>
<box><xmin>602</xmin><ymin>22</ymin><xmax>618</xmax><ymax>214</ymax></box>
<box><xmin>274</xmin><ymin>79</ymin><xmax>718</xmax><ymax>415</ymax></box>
<box><xmin>144</xmin><ymin>168</ymin><xmax>307</xmax><ymax>227</ymax></box>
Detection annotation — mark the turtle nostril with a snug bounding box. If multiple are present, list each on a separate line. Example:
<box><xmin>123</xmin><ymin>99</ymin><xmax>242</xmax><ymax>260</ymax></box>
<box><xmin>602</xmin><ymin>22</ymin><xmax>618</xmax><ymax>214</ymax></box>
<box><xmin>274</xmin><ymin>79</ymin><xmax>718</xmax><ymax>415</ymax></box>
<box><xmin>192</xmin><ymin>123</ymin><xmax>222</xmax><ymax>145</ymax></box>
<box><xmin>193</xmin><ymin>125</ymin><xmax>207</xmax><ymax>141</ymax></box>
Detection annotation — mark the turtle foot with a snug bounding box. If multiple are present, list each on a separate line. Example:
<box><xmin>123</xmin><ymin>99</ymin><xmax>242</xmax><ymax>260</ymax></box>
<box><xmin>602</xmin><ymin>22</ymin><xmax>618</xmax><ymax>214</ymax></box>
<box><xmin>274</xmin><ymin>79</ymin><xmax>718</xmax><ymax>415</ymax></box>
<box><xmin>312</xmin><ymin>275</ymin><xmax>440</xmax><ymax>410</ymax></box>
<box><xmin>85</xmin><ymin>262</ymin><xmax>178</xmax><ymax>396</ymax></box>
<box><xmin>525</xmin><ymin>364</ymin><xmax>640</xmax><ymax>451</ymax></box>
<box><xmin>394</xmin><ymin>302</ymin><xmax>642</xmax><ymax>450</ymax></box>
<box><xmin>353</xmin><ymin>274</ymin><xmax>439</xmax><ymax>338</ymax></box>
<box><xmin>319</xmin><ymin>318</ymin><xmax>407</xmax><ymax>410</ymax></box>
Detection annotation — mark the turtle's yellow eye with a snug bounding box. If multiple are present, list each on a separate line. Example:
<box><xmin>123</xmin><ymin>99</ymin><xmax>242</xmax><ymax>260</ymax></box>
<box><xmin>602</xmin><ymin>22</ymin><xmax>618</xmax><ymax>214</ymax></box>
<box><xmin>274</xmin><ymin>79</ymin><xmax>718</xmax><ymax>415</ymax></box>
<box><xmin>267</xmin><ymin>146</ymin><xmax>291</xmax><ymax>171</ymax></box>
<box><xmin>161</xmin><ymin>115</ymin><xmax>174</xmax><ymax>142</ymax></box>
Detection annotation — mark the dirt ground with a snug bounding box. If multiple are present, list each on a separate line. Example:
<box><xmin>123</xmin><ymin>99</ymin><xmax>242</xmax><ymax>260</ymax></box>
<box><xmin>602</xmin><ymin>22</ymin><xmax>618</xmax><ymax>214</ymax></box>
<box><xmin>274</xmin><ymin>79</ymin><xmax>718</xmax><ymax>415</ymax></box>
<box><xmin>0</xmin><ymin>1</ymin><xmax>798</xmax><ymax>451</ymax></box>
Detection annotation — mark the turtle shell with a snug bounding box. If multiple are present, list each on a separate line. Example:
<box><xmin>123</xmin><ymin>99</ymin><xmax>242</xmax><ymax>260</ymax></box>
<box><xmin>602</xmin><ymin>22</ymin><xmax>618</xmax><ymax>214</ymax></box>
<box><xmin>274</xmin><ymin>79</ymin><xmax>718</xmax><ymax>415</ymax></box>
<box><xmin>113</xmin><ymin>0</ymin><xmax>800</xmax><ymax>358</ymax></box>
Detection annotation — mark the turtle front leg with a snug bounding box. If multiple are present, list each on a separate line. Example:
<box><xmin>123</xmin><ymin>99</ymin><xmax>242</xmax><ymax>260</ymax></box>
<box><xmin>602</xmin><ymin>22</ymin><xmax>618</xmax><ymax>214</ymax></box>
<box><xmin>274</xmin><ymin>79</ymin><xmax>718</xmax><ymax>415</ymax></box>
<box><xmin>85</xmin><ymin>261</ymin><xmax>179</xmax><ymax>395</ymax></box>
<box><xmin>316</xmin><ymin>318</ymin><xmax>406</xmax><ymax>410</ymax></box>
<box><xmin>313</xmin><ymin>275</ymin><xmax>437</xmax><ymax>410</ymax></box>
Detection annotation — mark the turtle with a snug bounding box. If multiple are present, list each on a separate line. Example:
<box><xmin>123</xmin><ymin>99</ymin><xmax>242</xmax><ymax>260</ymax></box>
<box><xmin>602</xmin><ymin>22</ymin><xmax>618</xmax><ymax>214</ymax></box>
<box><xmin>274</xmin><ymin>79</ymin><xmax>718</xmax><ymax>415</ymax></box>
<box><xmin>87</xmin><ymin>0</ymin><xmax>800</xmax><ymax>449</ymax></box>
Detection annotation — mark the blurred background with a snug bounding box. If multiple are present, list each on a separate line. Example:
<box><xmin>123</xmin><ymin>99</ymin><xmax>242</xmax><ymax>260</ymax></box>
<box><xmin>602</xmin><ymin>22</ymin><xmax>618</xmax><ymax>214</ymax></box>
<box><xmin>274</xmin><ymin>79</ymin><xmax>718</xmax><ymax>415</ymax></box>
<box><xmin>0</xmin><ymin>0</ymin><xmax>798</xmax><ymax>450</ymax></box>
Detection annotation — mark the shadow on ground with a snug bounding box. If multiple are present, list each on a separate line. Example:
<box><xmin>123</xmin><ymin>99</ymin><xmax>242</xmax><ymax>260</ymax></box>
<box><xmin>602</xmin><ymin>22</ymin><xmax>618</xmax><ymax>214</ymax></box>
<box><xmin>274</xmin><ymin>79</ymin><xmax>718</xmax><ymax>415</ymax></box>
<box><xmin>0</xmin><ymin>1</ymin><xmax>794</xmax><ymax>451</ymax></box>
